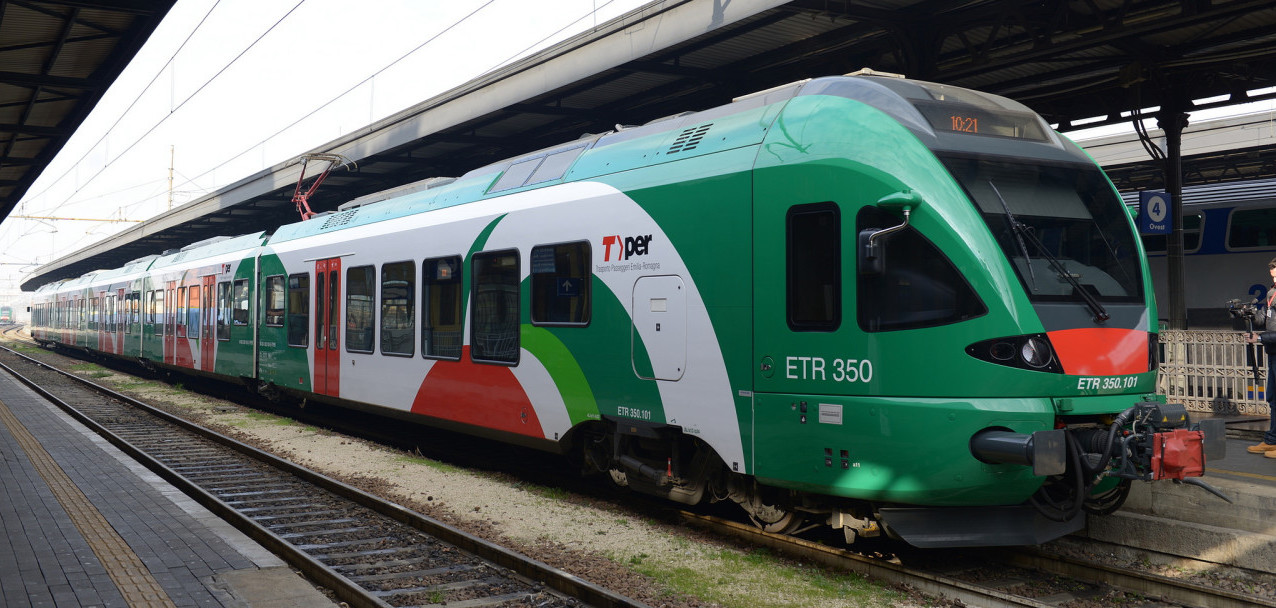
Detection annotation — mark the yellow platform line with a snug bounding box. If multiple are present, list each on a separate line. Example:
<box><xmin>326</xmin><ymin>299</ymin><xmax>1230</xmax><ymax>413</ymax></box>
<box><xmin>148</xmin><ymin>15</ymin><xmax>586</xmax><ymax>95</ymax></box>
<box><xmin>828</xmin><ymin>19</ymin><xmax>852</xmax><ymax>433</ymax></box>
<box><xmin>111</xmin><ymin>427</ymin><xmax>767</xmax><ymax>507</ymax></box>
<box><xmin>1206</xmin><ymin>467</ymin><xmax>1276</xmax><ymax>483</ymax></box>
<box><xmin>0</xmin><ymin>397</ymin><xmax>177</xmax><ymax>608</ymax></box>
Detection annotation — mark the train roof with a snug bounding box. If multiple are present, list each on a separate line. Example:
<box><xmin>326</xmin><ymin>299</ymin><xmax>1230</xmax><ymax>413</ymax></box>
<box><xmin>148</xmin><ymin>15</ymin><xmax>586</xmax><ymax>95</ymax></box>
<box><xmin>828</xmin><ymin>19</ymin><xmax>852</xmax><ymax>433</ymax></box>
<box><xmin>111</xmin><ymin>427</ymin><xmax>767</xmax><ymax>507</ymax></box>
<box><xmin>150</xmin><ymin>232</ymin><xmax>269</xmax><ymax>269</ymax></box>
<box><xmin>264</xmin><ymin>73</ymin><xmax>1085</xmax><ymax>247</ymax></box>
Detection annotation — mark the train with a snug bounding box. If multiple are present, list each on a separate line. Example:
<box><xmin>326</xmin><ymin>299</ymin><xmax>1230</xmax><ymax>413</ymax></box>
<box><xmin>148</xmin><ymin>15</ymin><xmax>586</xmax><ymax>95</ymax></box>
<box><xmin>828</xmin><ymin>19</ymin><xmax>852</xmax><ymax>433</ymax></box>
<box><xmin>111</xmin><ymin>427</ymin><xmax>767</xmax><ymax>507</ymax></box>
<box><xmin>28</xmin><ymin>73</ymin><xmax>1225</xmax><ymax>548</ymax></box>
<box><xmin>1126</xmin><ymin>177</ymin><xmax>1276</xmax><ymax>328</ymax></box>
<box><xmin>0</xmin><ymin>305</ymin><xmax>11</xmax><ymax>324</ymax></box>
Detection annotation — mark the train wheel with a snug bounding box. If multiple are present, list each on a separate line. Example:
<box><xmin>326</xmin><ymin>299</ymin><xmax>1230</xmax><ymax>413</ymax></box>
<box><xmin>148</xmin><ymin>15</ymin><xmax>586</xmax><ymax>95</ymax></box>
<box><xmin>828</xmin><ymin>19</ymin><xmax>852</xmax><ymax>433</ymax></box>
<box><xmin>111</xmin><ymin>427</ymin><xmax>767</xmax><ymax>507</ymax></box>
<box><xmin>733</xmin><ymin>480</ymin><xmax>804</xmax><ymax>534</ymax></box>
<box><xmin>747</xmin><ymin>505</ymin><xmax>804</xmax><ymax>534</ymax></box>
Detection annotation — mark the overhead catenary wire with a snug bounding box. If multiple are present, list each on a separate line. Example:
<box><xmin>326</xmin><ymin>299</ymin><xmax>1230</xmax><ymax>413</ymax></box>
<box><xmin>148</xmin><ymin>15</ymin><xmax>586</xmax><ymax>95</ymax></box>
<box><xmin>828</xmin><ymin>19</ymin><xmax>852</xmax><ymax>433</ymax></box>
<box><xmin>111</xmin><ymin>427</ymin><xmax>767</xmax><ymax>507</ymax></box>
<box><xmin>10</xmin><ymin>0</ymin><xmax>627</xmax><ymax>254</ymax></box>
<box><xmin>30</xmin><ymin>0</ymin><xmax>308</xmax><ymax>216</ymax></box>
<box><xmin>173</xmin><ymin>0</ymin><xmax>501</xmax><ymax>193</ymax></box>
<box><xmin>172</xmin><ymin>0</ymin><xmax>624</xmax><ymax>204</ymax></box>
<box><xmin>19</xmin><ymin>0</ymin><xmax>227</xmax><ymax>210</ymax></box>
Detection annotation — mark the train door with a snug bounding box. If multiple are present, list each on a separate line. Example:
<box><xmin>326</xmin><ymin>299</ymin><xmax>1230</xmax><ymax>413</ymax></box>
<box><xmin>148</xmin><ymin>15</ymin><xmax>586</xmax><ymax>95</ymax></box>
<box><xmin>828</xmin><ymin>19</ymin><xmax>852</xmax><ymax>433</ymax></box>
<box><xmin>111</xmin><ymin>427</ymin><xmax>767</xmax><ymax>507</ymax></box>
<box><xmin>201</xmin><ymin>275</ymin><xmax>216</xmax><ymax>371</ymax></box>
<box><xmin>753</xmin><ymin>201</ymin><xmax>849</xmax><ymax>394</ymax></box>
<box><xmin>314</xmin><ymin>258</ymin><xmax>341</xmax><ymax>396</ymax></box>
<box><xmin>164</xmin><ymin>282</ymin><xmax>176</xmax><ymax>365</ymax></box>
<box><xmin>752</xmin><ymin>198</ymin><xmax>856</xmax><ymax>477</ymax></box>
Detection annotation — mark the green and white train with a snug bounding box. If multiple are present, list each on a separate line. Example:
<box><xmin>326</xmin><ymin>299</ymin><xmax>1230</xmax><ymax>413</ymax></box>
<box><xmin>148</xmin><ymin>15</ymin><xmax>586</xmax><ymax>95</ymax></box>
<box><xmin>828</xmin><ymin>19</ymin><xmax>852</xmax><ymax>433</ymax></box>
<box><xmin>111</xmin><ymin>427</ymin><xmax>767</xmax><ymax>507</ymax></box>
<box><xmin>30</xmin><ymin>74</ymin><xmax>1221</xmax><ymax>547</ymax></box>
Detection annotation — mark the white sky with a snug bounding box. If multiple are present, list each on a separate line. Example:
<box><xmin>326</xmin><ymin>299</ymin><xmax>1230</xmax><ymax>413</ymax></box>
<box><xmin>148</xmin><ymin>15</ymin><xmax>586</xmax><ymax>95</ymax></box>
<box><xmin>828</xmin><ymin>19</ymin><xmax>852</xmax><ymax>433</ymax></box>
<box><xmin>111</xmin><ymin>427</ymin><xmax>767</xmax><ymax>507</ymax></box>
<box><xmin>1</xmin><ymin>0</ymin><xmax>649</xmax><ymax>294</ymax></box>
<box><xmin>3</xmin><ymin>0</ymin><xmax>1273</xmax><ymax>301</ymax></box>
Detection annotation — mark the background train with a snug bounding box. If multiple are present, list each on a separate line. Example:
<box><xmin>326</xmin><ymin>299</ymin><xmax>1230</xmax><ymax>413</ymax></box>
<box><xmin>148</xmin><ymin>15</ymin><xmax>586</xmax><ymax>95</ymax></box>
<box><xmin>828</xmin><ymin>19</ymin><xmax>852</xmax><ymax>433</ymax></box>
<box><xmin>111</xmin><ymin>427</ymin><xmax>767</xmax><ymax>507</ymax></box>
<box><xmin>0</xmin><ymin>305</ymin><xmax>12</xmax><ymax>324</ymax></box>
<box><xmin>1126</xmin><ymin>177</ymin><xmax>1276</xmax><ymax>328</ymax></box>
<box><xmin>28</xmin><ymin>74</ymin><xmax>1220</xmax><ymax>548</ymax></box>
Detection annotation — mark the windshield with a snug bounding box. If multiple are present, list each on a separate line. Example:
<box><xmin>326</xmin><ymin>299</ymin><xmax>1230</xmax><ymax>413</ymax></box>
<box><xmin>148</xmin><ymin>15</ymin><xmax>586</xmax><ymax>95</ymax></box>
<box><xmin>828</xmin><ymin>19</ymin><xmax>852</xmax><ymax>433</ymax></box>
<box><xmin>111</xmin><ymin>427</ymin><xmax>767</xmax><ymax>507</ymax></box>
<box><xmin>940</xmin><ymin>155</ymin><xmax>1143</xmax><ymax>303</ymax></box>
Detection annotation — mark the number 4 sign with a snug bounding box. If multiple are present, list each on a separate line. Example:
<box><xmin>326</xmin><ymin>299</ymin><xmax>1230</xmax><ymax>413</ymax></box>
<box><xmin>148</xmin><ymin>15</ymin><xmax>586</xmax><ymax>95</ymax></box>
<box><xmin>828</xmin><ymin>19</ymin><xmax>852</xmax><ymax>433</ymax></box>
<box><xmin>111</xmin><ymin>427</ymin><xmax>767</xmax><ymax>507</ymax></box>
<box><xmin>1139</xmin><ymin>190</ymin><xmax>1172</xmax><ymax>235</ymax></box>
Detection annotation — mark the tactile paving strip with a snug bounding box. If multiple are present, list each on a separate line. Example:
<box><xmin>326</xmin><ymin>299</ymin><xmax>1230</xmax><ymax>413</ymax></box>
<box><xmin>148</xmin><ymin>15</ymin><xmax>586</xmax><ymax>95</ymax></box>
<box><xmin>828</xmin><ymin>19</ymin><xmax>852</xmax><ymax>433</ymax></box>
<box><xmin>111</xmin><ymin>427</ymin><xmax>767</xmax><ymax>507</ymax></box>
<box><xmin>0</xmin><ymin>397</ymin><xmax>177</xmax><ymax>608</ymax></box>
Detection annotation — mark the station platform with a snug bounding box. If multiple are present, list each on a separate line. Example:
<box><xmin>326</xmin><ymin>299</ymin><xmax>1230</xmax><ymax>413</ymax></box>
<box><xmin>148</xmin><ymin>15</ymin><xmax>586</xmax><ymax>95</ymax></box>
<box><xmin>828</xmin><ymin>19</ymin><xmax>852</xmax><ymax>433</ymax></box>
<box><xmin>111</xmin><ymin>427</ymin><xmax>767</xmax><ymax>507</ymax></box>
<box><xmin>1077</xmin><ymin>419</ymin><xmax>1276</xmax><ymax>575</ymax></box>
<box><xmin>0</xmin><ymin>370</ymin><xmax>336</xmax><ymax>607</ymax></box>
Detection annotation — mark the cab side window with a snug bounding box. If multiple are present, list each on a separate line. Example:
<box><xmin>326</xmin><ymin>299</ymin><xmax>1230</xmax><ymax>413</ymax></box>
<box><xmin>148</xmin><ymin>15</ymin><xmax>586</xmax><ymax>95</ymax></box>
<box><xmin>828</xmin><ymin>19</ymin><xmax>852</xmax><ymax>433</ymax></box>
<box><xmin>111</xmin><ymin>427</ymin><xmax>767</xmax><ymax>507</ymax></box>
<box><xmin>856</xmin><ymin>206</ymin><xmax>986</xmax><ymax>331</ymax></box>
<box><xmin>787</xmin><ymin>203</ymin><xmax>841</xmax><ymax>331</ymax></box>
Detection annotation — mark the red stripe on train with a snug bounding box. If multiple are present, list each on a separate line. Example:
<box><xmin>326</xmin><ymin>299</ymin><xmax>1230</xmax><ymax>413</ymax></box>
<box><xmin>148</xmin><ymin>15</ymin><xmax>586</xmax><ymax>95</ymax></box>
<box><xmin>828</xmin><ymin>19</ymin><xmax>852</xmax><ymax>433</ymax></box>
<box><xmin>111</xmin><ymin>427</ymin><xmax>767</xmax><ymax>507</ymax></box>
<box><xmin>410</xmin><ymin>346</ymin><xmax>544</xmax><ymax>437</ymax></box>
<box><xmin>1047</xmin><ymin>328</ymin><xmax>1148</xmax><ymax>376</ymax></box>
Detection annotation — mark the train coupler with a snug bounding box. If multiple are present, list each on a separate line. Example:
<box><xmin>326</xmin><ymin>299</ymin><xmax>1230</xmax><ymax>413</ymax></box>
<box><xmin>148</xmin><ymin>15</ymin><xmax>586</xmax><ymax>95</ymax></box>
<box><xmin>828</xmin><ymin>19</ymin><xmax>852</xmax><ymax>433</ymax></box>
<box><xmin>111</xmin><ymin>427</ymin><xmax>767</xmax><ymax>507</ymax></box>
<box><xmin>1107</xmin><ymin>402</ymin><xmax>1226</xmax><ymax>481</ymax></box>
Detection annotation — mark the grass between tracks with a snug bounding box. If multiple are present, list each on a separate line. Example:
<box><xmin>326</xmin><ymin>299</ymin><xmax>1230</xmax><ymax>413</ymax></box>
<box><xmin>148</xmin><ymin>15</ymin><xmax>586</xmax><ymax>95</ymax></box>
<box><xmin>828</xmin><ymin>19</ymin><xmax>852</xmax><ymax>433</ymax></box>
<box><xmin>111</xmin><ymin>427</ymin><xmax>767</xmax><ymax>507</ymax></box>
<box><xmin>619</xmin><ymin>539</ymin><xmax>907</xmax><ymax>608</ymax></box>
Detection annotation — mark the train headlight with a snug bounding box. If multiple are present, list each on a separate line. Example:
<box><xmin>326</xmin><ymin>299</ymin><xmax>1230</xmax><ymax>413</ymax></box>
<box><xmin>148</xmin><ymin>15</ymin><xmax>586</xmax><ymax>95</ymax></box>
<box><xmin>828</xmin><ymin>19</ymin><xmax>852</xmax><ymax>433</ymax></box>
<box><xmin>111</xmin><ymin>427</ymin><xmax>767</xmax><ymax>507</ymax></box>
<box><xmin>1020</xmin><ymin>337</ymin><xmax>1052</xmax><ymax>368</ymax></box>
<box><xmin>966</xmin><ymin>334</ymin><xmax>1062</xmax><ymax>373</ymax></box>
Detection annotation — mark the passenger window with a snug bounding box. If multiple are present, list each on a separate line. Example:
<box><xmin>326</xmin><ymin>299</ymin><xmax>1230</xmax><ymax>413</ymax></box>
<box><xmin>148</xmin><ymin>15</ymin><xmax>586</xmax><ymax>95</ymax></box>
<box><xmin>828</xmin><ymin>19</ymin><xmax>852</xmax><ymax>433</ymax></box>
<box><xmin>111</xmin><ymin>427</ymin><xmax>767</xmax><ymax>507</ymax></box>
<box><xmin>531</xmin><ymin>242</ymin><xmax>590</xmax><ymax>326</ymax></box>
<box><xmin>857</xmin><ymin>206</ymin><xmax>987</xmax><ymax>332</ymax></box>
<box><xmin>422</xmin><ymin>256</ymin><xmax>463</xmax><ymax>360</ymax></box>
<box><xmin>264</xmin><ymin>276</ymin><xmax>285</xmax><ymax>327</ymax></box>
<box><xmin>346</xmin><ymin>265</ymin><xmax>375</xmax><ymax>353</ymax></box>
<box><xmin>177</xmin><ymin>288</ymin><xmax>187</xmax><ymax>328</ymax></box>
<box><xmin>287</xmin><ymin>273</ymin><xmax>309</xmax><ymax>347</ymax></box>
<box><xmin>233</xmin><ymin>279</ymin><xmax>250</xmax><ymax>325</ymax></box>
<box><xmin>787</xmin><ymin>203</ymin><xmax>841</xmax><ymax>331</ymax></box>
<box><xmin>471</xmin><ymin>250</ymin><xmax>520</xmax><ymax>364</ymax></box>
<box><xmin>380</xmin><ymin>261</ymin><xmax>415</xmax><ymax>356</ymax></box>
<box><xmin>217</xmin><ymin>282</ymin><xmax>232</xmax><ymax>341</ymax></box>
<box><xmin>188</xmin><ymin>286</ymin><xmax>201</xmax><ymax>332</ymax></box>
<box><xmin>1227</xmin><ymin>207</ymin><xmax>1276</xmax><ymax>249</ymax></box>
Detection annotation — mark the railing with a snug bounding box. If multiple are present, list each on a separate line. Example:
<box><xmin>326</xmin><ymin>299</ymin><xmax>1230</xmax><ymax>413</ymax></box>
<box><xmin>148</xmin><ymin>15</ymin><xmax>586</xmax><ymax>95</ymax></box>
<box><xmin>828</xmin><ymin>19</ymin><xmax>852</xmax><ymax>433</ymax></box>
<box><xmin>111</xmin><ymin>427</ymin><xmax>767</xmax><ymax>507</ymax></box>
<box><xmin>1158</xmin><ymin>330</ymin><xmax>1270</xmax><ymax>416</ymax></box>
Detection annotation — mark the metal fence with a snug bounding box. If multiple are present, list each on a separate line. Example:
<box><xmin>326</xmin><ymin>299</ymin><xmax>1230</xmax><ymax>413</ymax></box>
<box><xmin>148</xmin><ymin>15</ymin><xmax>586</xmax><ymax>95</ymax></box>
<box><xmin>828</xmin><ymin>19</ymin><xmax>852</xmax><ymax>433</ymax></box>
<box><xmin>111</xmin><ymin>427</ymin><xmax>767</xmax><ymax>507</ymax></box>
<box><xmin>1158</xmin><ymin>330</ymin><xmax>1270</xmax><ymax>416</ymax></box>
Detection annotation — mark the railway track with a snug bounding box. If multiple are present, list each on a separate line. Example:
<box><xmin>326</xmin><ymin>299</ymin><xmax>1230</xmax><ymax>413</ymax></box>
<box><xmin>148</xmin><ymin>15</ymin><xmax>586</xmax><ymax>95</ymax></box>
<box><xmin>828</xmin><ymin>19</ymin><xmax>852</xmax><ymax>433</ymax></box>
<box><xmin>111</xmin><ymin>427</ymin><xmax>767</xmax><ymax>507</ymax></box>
<box><xmin>678</xmin><ymin>512</ymin><xmax>1271</xmax><ymax>608</ymax></box>
<box><xmin>0</xmin><ymin>343</ymin><xmax>647</xmax><ymax>608</ymax></box>
<box><xmin>7</xmin><ymin>337</ymin><xmax>1271</xmax><ymax>608</ymax></box>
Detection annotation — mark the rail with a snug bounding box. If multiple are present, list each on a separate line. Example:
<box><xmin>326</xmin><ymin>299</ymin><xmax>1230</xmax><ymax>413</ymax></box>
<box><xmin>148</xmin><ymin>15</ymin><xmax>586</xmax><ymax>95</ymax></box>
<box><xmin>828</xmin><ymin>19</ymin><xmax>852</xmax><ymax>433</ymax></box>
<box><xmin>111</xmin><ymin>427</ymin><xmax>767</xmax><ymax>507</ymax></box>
<box><xmin>1158</xmin><ymin>329</ymin><xmax>1270</xmax><ymax>416</ymax></box>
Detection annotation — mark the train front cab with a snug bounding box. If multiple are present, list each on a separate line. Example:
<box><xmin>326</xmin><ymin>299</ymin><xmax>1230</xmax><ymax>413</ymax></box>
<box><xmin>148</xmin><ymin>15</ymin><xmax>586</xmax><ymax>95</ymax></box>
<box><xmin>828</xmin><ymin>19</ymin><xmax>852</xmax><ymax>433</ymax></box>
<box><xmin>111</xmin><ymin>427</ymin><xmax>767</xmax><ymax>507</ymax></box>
<box><xmin>748</xmin><ymin>76</ymin><xmax>1218</xmax><ymax>547</ymax></box>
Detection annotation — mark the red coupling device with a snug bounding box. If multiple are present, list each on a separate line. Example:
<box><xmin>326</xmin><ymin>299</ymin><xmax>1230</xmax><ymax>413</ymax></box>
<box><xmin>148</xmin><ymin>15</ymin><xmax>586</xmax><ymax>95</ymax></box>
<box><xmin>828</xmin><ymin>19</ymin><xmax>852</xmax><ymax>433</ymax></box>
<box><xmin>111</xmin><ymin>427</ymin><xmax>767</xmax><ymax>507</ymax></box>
<box><xmin>1151</xmin><ymin>428</ymin><xmax>1205</xmax><ymax>480</ymax></box>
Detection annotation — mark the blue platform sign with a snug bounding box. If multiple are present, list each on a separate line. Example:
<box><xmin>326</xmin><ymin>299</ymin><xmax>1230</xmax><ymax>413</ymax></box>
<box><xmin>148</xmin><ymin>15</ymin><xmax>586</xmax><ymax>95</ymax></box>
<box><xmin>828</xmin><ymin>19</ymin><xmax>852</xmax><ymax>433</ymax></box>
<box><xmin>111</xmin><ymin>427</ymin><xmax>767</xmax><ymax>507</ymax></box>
<box><xmin>1138</xmin><ymin>190</ymin><xmax>1171</xmax><ymax>235</ymax></box>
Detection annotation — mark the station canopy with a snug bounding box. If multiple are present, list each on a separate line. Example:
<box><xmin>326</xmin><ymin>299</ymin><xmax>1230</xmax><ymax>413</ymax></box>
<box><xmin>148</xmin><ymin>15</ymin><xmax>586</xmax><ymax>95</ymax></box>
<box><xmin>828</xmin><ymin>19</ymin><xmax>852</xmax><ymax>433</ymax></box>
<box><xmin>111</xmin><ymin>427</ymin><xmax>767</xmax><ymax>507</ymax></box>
<box><xmin>21</xmin><ymin>0</ymin><xmax>1276</xmax><ymax>290</ymax></box>
<box><xmin>0</xmin><ymin>0</ymin><xmax>175</xmax><ymax>228</ymax></box>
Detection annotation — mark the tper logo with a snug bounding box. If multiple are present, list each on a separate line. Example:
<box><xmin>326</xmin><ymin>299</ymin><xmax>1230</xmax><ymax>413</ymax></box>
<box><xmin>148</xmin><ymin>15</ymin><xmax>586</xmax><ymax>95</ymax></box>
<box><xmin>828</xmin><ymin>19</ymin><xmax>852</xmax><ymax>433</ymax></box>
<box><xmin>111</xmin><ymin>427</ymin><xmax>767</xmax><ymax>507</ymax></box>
<box><xmin>603</xmin><ymin>234</ymin><xmax>654</xmax><ymax>261</ymax></box>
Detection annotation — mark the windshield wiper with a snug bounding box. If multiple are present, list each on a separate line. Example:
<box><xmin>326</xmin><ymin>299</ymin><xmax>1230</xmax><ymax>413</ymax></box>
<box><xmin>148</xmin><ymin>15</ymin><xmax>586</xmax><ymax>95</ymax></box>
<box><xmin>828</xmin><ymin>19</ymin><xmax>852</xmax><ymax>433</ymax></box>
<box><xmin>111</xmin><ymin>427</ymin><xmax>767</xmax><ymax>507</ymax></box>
<box><xmin>989</xmin><ymin>180</ymin><xmax>1038</xmax><ymax>291</ymax></box>
<box><xmin>988</xmin><ymin>181</ymin><xmax>1110</xmax><ymax>323</ymax></box>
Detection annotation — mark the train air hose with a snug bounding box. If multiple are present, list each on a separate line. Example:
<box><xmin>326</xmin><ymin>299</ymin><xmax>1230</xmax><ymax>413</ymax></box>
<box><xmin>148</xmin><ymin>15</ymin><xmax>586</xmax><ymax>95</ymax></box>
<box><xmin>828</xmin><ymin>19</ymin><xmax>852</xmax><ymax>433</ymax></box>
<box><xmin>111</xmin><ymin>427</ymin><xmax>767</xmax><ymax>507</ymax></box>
<box><xmin>1028</xmin><ymin>406</ymin><xmax>1137</xmax><ymax>522</ymax></box>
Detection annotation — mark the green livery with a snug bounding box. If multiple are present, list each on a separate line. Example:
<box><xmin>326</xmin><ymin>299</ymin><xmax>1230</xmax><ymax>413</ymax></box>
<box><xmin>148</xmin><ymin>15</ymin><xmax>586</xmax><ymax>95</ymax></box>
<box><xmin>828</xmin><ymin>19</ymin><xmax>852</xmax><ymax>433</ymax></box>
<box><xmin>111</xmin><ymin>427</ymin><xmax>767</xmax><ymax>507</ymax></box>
<box><xmin>29</xmin><ymin>74</ymin><xmax>1217</xmax><ymax>548</ymax></box>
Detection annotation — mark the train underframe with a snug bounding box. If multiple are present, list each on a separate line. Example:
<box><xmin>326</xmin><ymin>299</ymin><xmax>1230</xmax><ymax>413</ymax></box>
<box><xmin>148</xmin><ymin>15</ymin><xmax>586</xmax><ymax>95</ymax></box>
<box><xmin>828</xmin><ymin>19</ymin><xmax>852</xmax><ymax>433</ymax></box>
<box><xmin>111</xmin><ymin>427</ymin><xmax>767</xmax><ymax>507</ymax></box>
<box><xmin>576</xmin><ymin>406</ymin><xmax>1226</xmax><ymax>548</ymax></box>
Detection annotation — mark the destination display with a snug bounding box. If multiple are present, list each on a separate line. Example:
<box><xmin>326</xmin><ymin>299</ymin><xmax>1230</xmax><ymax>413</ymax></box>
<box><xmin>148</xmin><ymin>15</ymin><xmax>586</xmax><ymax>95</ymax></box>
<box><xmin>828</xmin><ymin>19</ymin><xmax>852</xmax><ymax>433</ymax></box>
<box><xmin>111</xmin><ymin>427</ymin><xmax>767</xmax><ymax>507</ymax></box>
<box><xmin>914</xmin><ymin>102</ymin><xmax>1050</xmax><ymax>141</ymax></box>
